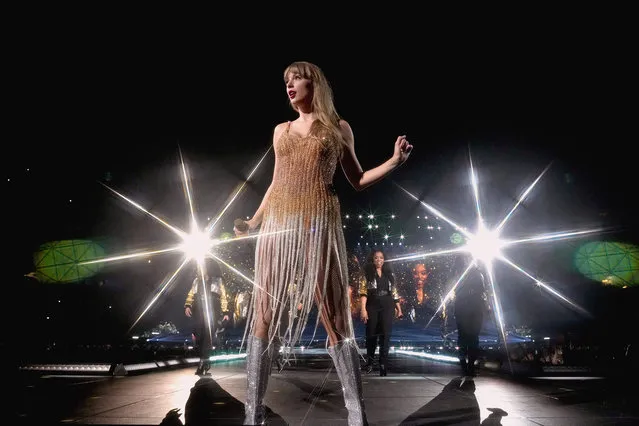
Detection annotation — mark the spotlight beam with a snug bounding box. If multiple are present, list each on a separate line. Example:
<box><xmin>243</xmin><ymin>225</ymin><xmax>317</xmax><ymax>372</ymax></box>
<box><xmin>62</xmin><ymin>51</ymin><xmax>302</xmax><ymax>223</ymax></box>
<box><xmin>197</xmin><ymin>258</ymin><xmax>214</xmax><ymax>347</ymax></box>
<box><xmin>386</xmin><ymin>247</ymin><xmax>468</xmax><ymax>264</ymax></box>
<box><xmin>92</xmin><ymin>146</ymin><xmax>274</xmax><ymax>335</ymax></box>
<box><xmin>208</xmin><ymin>252</ymin><xmax>281</xmax><ymax>305</ymax></box>
<box><xmin>101</xmin><ymin>183</ymin><xmax>186</xmax><ymax>239</ymax></box>
<box><xmin>424</xmin><ymin>261</ymin><xmax>475</xmax><ymax>330</ymax></box>
<box><xmin>503</xmin><ymin>229</ymin><xmax>604</xmax><ymax>247</ymax></box>
<box><xmin>398</xmin><ymin>153</ymin><xmax>601</xmax><ymax>373</ymax></box>
<box><xmin>179</xmin><ymin>147</ymin><xmax>199</xmax><ymax>231</ymax></box>
<box><xmin>79</xmin><ymin>246</ymin><xmax>182</xmax><ymax>265</ymax></box>
<box><xmin>206</xmin><ymin>145</ymin><xmax>273</xmax><ymax>234</ymax></box>
<box><xmin>469</xmin><ymin>150</ymin><xmax>483</xmax><ymax>229</ymax></box>
<box><xmin>213</xmin><ymin>229</ymin><xmax>293</xmax><ymax>247</ymax></box>
<box><xmin>128</xmin><ymin>258</ymin><xmax>190</xmax><ymax>333</ymax></box>
<box><xmin>496</xmin><ymin>164</ymin><xmax>551</xmax><ymax>232</ymax></box>
<box><xmin>484</xmin><ymin>262</ymin><xmax>513</xmax><ymax>373</ymax></box>
<box><xmin>395</xmin><ymin>184</ymin><xmax>473</xmax><ymax>239</ymax></box>
<box><xmin>499</xmin><ymin>255</ymin><xmax>590</xmax><ymax>317</ymax></box>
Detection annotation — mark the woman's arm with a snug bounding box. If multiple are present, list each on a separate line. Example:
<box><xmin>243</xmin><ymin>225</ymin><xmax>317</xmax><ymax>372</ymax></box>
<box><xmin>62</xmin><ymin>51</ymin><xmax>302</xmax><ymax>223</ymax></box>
<box><xmin>360</xmin><ymin>295</ymin><xmax>368</xmax><ymax>323</ymax></box>
<box><xmin>246</xmin><ymin>184</ymin><xmax>273</xmax><ymax>230</ymax></box>
<box><xmin>245</xmin><ymin>123</ymin><xmax>286</xmax><ymax>230</ymax></box>
<box><xmin>390</xmin><ymin>274</ymin><xmax>403</xmax><ymax>318</ymax></box>
<box><xmin>339</xmin><ymin>120</ymin><xmax>412</xmax><ymax>191</ymax></box>
<box><xmin>359</xmin><ymin>276</ymin><xmax>369</xmax><ymax>323</ymax></box>
<box><xmin>394</xmin><ymin>300</ymin><xmax>403</xmax><ymax>318</ymax></box>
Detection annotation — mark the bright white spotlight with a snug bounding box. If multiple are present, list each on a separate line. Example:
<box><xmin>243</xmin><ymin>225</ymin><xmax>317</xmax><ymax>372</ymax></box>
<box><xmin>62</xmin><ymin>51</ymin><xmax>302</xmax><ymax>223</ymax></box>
<box><xmin>466</xmin><ymin>223</ymin><xmax>503</xmax><ymax>265</ymax></box>
<box><xmin>181</xmin><ymin>228</ymin><xmax>216</xmax><ymax>263</ymax></box>
<box><xmin>393</xmin><ymin>149</ymin><xmax>604</xmax><ymax>373</ymax></box>
<box><xmin>79</xmin><ymin>146</ymin><xmax>275</xmax><ymax>333</ymax></box>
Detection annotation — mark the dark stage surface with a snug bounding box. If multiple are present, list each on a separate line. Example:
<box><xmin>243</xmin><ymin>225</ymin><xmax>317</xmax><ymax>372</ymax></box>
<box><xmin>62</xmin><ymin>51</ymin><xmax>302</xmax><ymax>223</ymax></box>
<box><xmin>14</xmin><ymin>350</ymin><xmax>639</xmax><ymax>425</ymax></box>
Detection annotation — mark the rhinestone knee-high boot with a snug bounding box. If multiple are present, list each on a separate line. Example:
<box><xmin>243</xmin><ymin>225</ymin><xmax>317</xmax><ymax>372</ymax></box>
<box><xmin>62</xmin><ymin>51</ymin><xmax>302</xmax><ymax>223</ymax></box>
<box><xmin>328</xmin><ymin>340</ymin><xmax>368</xmax><ymax>426</ymax></box>
<box><xmin>244</xmin><ymin>335</ymin><xmax>272</xmax><ymax>425</ymax></box>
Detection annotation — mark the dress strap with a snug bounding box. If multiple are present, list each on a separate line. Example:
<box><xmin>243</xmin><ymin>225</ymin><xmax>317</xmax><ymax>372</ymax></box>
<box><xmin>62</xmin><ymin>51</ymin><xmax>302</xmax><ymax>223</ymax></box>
<box><xmin>286</xmin><ymin>121</ymin><xmax>291</xmax><ymax>133</ymax></box>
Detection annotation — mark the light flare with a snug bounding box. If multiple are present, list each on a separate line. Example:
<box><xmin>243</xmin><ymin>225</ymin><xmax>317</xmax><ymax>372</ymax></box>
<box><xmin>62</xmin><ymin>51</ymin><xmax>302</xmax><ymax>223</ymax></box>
<box><xmin>88</xmin><ymin>148</ymin><xmax>279</xmax><ymax>335</ymax></box>
<box><xmin>79</xmin><ymin>246</ymin><xmax>181</xmax><ymax>265</ymax></box>
<box><xmin>101</xmin><ymin>183</ymin><xmax>186</xmax><ymax>238</ymax></box>
<box><xmin>496</xmin><ymin>164</ymin><xmax>550</xmax><ymax>232</ymax></box>
<box><xmin>386</xmin><ymin>247</ymin><xmax>468</xmax><ymax>264</ymax></box>
<box><xmin>393</xmin><ymin>150</ymin><xmax>601</xmax><ymax>373</ymax></box>
<box><xmin>503</xmin><ymin>229</ymin><xmax>603</xmax><ymax>247</ymax></box>
<box><xmin>469</xmin><ymin>151</ymin><xmax>483</xmax><ymax>229</ymax></box>
<box><xmin>128</xmin><ymin>258</ymin><xmax>189</xmax><ymax>333</ymax></box>
<box><xmin>395</xmin><ymin>184</ymin><xmax>473</xmax><ymax>239</ymax></box>
<box><xmin>424</xmin><ymin>261</ymin><xmax>475</xmax><ymax>330</ymax></box>
<box><xmin>206</xmin><ymin>145</ymin><xmax>273</xmax><ymax>234</ymax></box>
<box><xmin>180</xmin><ymin>147</ymin><xmax>198</xmax><ymax>229</ymax></box>
<box><xmin>483</xmin><ymin>260</ymin><xmax>512</xmax><ymax>372</ymax></box>
<box><xmin>466</xmin><ymin>223</ymin><xmax>503</xmax><ymax>265</ymax></box>
<box><xmin>181</xmin><ymin>227</ymin><xmax>215</xmax><ymax>263</ymax></box>
<box><xmin>499</xmin><ymin>255</ymin><xmax>591</xmax><ymax>316</ymax></box>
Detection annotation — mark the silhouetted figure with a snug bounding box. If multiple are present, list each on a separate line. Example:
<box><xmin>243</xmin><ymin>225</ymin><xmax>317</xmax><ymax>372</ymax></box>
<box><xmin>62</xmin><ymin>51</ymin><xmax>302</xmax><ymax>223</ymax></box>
<box><xmin>400</xmin><ymin>377</ymin><xmax>480</xmax><ymax>425</ymax></box>
<box><xmin>482</xmin><ymin>407</ymin><xmax>508</xmax><ymax>425</ymax></box>
<box><xmin>453</xmin><ymin>257</ymin><xmax>490</xmax><ymax>377</ymax></box>
<box><xmin>184</xmin><ymin>258</ymin><xmax>230</xmax><ymax>376</ymax></box>
<box><xmin>183</xmin><ymin>377</ymin><xmax>285</xmax><ymax>425</ymax></box>
<box><xmin>159</xmin><ymin>408</ymin><xmax>183</xmax><ymax>425</ymax></box>
<box><xmin>400</xmin><ymin>376</ymin><xmax>509</xmax><ymax>425</ymax></box>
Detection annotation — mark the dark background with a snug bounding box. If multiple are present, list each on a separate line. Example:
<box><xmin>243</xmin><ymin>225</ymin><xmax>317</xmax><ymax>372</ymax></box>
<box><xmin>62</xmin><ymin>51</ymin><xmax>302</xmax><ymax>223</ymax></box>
<box><xmin>5</xmin><ymin>14</ymin><xmax>637</xmax><ymax>357</ymax></box>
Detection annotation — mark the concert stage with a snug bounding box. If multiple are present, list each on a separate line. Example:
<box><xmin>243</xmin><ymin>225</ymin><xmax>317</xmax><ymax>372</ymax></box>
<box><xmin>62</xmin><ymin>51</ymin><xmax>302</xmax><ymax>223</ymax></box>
<box><xmin>14</xmin><ymin>349</ymin><xmax>639</xmax><ymax>425</ymax></box>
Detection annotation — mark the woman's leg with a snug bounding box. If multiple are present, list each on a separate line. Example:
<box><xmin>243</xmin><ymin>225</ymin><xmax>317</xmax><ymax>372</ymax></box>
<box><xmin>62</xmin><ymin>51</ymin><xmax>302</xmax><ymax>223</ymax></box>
<box><xmin>456</xmin><ymin>316</ymin><xmax>470</xmax><ymax>375</ymax></box>
<box><xmin>364</xmin><ymin>298</ymin><xmax>380</xmax><ymax>372</ymax></box>
<box><xmin>244</xmin><ymin>282</ymin><xmax>274</xmax><ymax>425</ymax></box>
<box><xmin>466</xmin><ymin>310</ymin><xmax>483</xmax><ymax>376</ymax></box>
<box><xmin>378</xmin><ymin>296</ymin><xmax>394</xmax><ymax>376</ymax></box>
<box><xmin>315</xmin><ymin>250</ymin><xmax>368</xmax><ymax>426</ymax></box>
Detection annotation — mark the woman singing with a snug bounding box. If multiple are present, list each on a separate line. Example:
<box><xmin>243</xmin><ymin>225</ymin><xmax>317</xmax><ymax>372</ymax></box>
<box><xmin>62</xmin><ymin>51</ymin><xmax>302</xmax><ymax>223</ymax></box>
<box><xmin>236</xmin><ymin>61</ymin><xmax>412</xmax><ymax>425</ymax></box>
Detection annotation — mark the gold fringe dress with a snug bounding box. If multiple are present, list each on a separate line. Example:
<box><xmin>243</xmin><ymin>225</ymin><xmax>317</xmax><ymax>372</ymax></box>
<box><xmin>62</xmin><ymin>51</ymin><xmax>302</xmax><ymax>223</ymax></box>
<box><xmin>245</xmin><ymin>121</ymin><xmax>354</xmax><ymax>350</ymax></box>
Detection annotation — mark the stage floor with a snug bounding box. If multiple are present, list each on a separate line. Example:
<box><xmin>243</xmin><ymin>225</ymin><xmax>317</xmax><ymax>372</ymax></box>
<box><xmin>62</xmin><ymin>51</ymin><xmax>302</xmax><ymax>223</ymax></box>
<box><xmin>14</xmin><ymin>351</ymin><xmax>639</xmax><ymax>425</ymax></box>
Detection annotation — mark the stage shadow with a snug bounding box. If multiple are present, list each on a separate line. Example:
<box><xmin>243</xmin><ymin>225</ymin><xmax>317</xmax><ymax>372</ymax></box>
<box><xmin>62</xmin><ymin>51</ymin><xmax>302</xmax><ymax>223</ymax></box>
<box><xmin>168</xmin><ymin>376</ymin><xmax>286</xmax><ymax>426</ymax></box>
<box><xmin>399</xmin><ymin>377</ymin><xmax>508</xmax><ymax>426</ymax></box>
<box><xmin>277</xmin><ymin>375</ymin><xmax>344</xmax><ymax>415</ymax></box>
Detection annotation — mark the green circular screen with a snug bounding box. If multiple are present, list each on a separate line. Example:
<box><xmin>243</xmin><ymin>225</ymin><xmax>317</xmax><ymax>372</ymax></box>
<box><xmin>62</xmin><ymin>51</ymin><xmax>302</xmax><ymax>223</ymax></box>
<box><xmin>33</xmin><ymin>240</ymin><xmax>105</xmax><ymax>283</ymax></box>
<box><xmin>574</xmin><ymin>241</ymin><xmax>639</xmax><ymax>287</ymax></box>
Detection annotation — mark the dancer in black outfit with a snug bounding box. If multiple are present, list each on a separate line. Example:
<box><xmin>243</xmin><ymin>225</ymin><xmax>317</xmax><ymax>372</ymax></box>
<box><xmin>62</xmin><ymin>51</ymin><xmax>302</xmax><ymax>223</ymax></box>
<box><xmin>184</xmin><ymin>258</ymin><xmax>230</xmax><ymax>376</ymax></box>
<box><xmin>453</xmin><ymin>255</ymin><xmax>491</xmax><ymax>376</ymax></box>
<box><xmin>360</xmin><ymin>249</ymin><xmax>402</xmax><ymax>376</ymax></box>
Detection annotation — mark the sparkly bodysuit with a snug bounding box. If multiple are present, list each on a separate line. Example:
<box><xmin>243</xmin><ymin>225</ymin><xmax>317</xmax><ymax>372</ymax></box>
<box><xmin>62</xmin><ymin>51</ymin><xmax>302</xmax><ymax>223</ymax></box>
<box><xmin>245</xmin><ymin>121</ymin><xmax>354</xmax><ymax>349</ymax></box>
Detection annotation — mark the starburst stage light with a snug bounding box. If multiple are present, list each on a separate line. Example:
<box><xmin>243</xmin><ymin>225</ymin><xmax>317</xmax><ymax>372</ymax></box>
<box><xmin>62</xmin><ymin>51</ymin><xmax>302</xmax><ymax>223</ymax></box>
<box><xmin>80</xmin><ymin>146</ymin><xmax>283</xmax><ymax>343</ymax></box>
<box><xmin>390</xmin><ymin>151</ymin><xmax>604</xmax><ymax>370</ymax></box>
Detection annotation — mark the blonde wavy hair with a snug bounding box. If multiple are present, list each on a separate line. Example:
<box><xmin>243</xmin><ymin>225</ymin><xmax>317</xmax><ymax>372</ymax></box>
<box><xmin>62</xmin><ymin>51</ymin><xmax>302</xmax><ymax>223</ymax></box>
<box><xmin>283</xmin><ymin>61</ymin><xmax>345</xmax><ymax>148</ymax></box>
